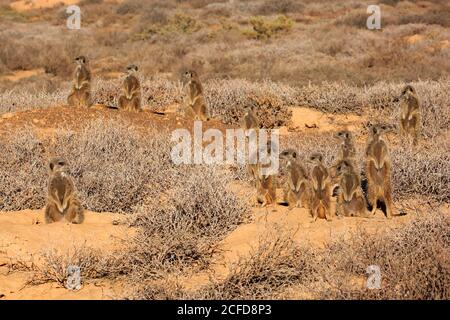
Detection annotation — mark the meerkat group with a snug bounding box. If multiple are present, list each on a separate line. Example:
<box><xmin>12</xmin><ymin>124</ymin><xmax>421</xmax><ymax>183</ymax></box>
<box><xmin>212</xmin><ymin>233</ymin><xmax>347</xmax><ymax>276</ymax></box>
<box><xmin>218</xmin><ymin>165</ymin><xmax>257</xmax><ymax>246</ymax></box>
<box><xmin>245</xmin><ymin>84</ymin><xmax>422</xmax><ymax>221</ymax></box>
<box><xmin>66</xmin><ymin>57</ymin><xmax>211</xmax><ymax>118</ymax></box>
<box><xmin>62</xmin><ymin>56</ymin><xmax>417</xmax><ymax>223</ymax></box>
<box><xmin>246</xmin><ymin>122</ymin><xmax>396</xmax><ymax>221</ymax></box>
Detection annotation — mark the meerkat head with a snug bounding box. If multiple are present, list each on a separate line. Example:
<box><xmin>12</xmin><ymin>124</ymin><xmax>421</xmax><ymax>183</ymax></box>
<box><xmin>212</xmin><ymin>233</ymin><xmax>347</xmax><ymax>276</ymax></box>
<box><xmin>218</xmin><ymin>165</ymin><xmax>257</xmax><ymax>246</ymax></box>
<box><xmin>370</xmin><ymin>123</ymin><xmax>391</xmax><ymax>138</ymax></box>
<box><xmin>184</xmin><ymin>69</ymin><xmax>198</xmax><ymax>81</ymax></box>
<box><xmin>394</xmin><ymin>84</ymin><xmax>415</xmax><ymax>102</ymax></box>
<box><xmin>335</xmin><ymin>130</ymin><xmax>351</xmax><ymax>141</ymax></box>
<box><xmin>126</xmin><ymin>64</ymin><xmax>138</xmax><ymax>75</ymax></box>
<box><xmin>308</xmin><ymin>153</ymin><xmax>323</xmax><ymax>165</ymax></box>
<box><xmin>335</xmin><ymin>159</ymin><xmax>353</xmax><ymax>176</ymax></box>
<box><xmin>243</xmin><ymin>105</ymin><xmax>255</xmax><ymax>115</ymax></box>
<box><xmin>279</xmin><ymin>149</ymin><xmax>298</xmax><ymax>162</ymax></box>
<box><xmin>49</xmin><ymin>157</ymin><xmax>68</xmax><ymax>173</ymax></box>
<box><xmin>75</xmin><ymin>56</ymin><xmax>88</xmax><ymax>66</ymax></box>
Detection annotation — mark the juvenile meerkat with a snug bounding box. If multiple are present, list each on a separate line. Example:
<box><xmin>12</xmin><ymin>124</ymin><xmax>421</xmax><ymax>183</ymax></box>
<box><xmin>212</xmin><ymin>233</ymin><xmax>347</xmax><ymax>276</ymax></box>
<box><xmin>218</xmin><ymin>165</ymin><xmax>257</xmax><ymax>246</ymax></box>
<box><xmin>255</xmin><ymin>170</ymin><xmax>277</xmax><ymax>208</ymax></box>
<box><xmin>183</xmin><ymin>70</ymin><xmax>209</xmax><ymax>121</ymax></box>
<box><xmin>45</xmin><ymin>157</ymin><xmax>84</xmax><ymax>224</ymax></box>
<box><xmin>279</xmin><ymin>149</ymin><xmax>310</xmax><ymax>210</ymax></box>
<box><xmin>365</xmin><ymin>124</ymin><xmax>394</xmax><ymax>219</ymax></box>
<box><xmin>67</xmin><ymin>56</ymin><xmax>92</xmax><ymax>108</ymax></box>
<box><xmin>394</xmin><ymin>85</ymin><xmax>421</xmax><ymax>146</ymax></box>
<box><xmin>118</xmin><ymin>64</ymin><xmax>142</xmax><ymax>112</ymax></box>
<box><xmin>335</xmin><ymin>130</ymin><xmax>357</xmax><ymax>161</ymax></box>
<box><xmin>332</xmin><ymin>129</ymin><xmax>358</xmax><ymax>194</ymax></box>
<box><xmin>252</xmin><ymin>140</ymin><xmax>277</xmax><ymax>207</ymax></box>
<box><xmin>308</xmin><ymin>153</ymin><xmax>333</xmax><ymax>222</ymax></box>
<box><xmin>335</xmin><ymin>159</ymin><xmax>370</xmax><ymax>218</ymax></box>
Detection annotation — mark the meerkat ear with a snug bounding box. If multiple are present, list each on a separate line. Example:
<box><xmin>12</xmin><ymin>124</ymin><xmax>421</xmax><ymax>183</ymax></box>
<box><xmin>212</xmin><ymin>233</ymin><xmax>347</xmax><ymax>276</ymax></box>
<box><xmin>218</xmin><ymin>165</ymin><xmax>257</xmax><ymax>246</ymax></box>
<box><xmin>49</xmin><ymin>162</ymin><xmax>54</xmax><ymax>171</ymax></box>
<box><xmin>292</xmin><ymin>151</ymin><xmax>297</xmax><ymax>159</ymax></box>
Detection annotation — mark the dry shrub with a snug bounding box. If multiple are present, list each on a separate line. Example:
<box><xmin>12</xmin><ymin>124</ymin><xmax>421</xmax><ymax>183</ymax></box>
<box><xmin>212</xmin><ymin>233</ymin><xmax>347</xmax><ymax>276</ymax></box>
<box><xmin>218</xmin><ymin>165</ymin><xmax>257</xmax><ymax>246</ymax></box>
<box><xmin>186</xmin><ymin>211</ymin><xmax>450</xmax><ymax>300</ymax></box>
<box><xmin>92</xmin><ymin>78</ymin><xmax>183</xmax><ymax>112</ymax></box>
<box><xmin>390</xmin><ymin>139</ymin><xmax>450</xmax><ymax>202</ymax></box>
<box><xmin>366</xmin><ymin>79</ymin><xmax>450</xmax><ymax>139</ymax></box>
<box><xmin>0</xmin><ymin>119</ymin><xmax>174</xmax><ymax>212</ymax></box>
<box><xmin>52</xmin><ymin>119</ymin><xmax>174</xmax><ymax>213</ymax></box>
<box><xmin>399</xmin><ymin>7</ymin><xmax>450</xmax><ymax>27</ymax></box>
<box><xmin>194</xmin><ymin>228</ymin><xmax>319</xmax><ymax>299</ymax></box>
<box><xmin>245</xmin><ymin>15</ymin><xmax>294</xmax><ymax>39</ymax></box>
<box><xmin>255</xmin><ymin>0</ymin><xmax>304</xmax><ymax>15</ymax></box>
<box><xmin>0</xmin><ymin>34</ymin><xmax>76</xmax><ymax>77</ymax></box>
<box><xmin>143</xmin><ymin>78</ymin><xmax>183</xmax><ymax>112</ymax></box>
<box><xmin>127</xmin><ymin>166</ymin><xmax>250</xmax><ymax>293</ymax></box>
<box><xmin>10</xmin><ymin>245</ymin><xmax>127</xmax><ymax>286</ymax></box>
<box><xmin>0</xmin><ymin>130</ymin><xmax>47</xmax><ymax>210</ymax></box>
<box><xmin>296</xmin><ymin>82</ymin><xmax>365</xmax><ymax>114</ymax></box>
<box><xmin>334</xmin><ymin>9</ymin><xmax>369</xmax><ymax>29</ymax></box>
<box><xmin>206</xmin><ymin>79</ymin><xmax>294</xmax><ymax>128</ymax></box>
<box><xmin>319</xmin><ymin>211</ymin><xmax>450</xmax><ymax>299</ymax></box>
<box><xmin>0</xmin><ymin>83</ymin><xmax>66</xmax><ymax>114</ymax></box>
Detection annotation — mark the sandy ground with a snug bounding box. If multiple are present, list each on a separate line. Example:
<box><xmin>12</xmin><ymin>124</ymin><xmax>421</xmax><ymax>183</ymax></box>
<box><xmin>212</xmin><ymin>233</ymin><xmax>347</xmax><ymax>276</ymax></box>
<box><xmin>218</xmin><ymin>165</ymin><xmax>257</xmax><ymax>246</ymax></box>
<box><xmin>0</xmin><ymin>210</ymin><xmax>131</xmax><ymax>299</ymax></box>
<box><xmin>0</xmin><ymin>69</ymin><xmax>45</xmax><ymax>82</ymax></box>
<box><xmin>0</xmin><ymin>105</ymin><xmax>438</xmax><ymax>299</ymax></box>
<box><xmin>10</xmin><ymin>0</ymin><xmax>79</xmax><ymax>11</ymax></box>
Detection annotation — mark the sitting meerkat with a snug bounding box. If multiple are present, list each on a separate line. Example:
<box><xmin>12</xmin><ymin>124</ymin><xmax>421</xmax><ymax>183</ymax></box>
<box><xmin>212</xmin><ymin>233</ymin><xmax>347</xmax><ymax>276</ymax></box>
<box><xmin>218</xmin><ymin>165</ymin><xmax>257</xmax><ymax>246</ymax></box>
<box><xmin>335</xmin><ymin>159</ymin><xmax>370</xmax><ymax>218</ymax></box>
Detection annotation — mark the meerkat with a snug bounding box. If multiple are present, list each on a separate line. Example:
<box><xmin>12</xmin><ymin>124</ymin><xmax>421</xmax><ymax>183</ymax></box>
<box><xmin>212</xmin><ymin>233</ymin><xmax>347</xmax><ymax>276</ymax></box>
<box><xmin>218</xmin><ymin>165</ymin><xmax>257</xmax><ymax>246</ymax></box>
<box><xmin>241</xmin><ymin>105</ymin><xmax>259</xmax><ymax>132</ymax></box>
<box><xmin>255</xmin><ymin>170</ymin><xmax>277</xmax><ymax>207</ymax></box>
<box><xmin>118</xmin><ymin>64</ymin><xmax>142</xmax><ymax>111</ymax></box>
<box><xmin>334</xmin><ymin>159</ymin><xmax>370</xmax><ymax>218</ymax></box>
<box><xmin>183</xmin><ymin>70</ymin><xmax>209</xmax><ymax>121</ymax></box>
<box><xmin>67</xmin><ymin>56</ymin><xmax>92</xmax><ymax>108</ymax></box>
<box><xmin>308</xmin><ymin>153</ymin><xmax>332</xmax><ymax>222</ymax></box>
<box><xmin>365</xmin><ymin>124</ymin><xmax>394</xmax><ymax>219</ymax></box>
<box><xmin>279</xmin><ymin>149</ymin><xmax>310</xmax><ymax>210</ymax></box>
<box><xmin>45</xmin><ymin>157</ymin><xmax>84</xmax><ymax>224</ymax></box>
<box><xmin>336</xmin><ymin>130</ymin><xmax>357</xmax><ymax>161</ymax></box>
<box><xmin>251</xmin><ymin>139</ymin><xmax>277</xmax><ymax>207</ymax></box>
<box><xmin>394</xmin><ymin>85</ymin><xmax>421</xmax><ymax>146</ymax></box>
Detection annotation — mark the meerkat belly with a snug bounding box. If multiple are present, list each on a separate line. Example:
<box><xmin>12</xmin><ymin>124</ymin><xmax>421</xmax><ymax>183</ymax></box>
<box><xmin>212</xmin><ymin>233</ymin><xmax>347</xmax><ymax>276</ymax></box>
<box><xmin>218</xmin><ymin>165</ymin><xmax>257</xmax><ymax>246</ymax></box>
<box><xmin>368</xmin><ymin>161</ymin><xmax>385</xmax><ymax>187</ymax></box>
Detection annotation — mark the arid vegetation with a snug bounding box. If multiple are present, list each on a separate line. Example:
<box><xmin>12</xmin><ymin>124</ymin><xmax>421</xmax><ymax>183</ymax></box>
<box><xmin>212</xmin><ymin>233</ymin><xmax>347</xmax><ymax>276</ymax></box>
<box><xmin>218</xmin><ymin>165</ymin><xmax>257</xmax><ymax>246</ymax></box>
<box><xmin>0</xmin><ymin>0</ymin><xmax>449</xmax><ymax>300</ymax></box>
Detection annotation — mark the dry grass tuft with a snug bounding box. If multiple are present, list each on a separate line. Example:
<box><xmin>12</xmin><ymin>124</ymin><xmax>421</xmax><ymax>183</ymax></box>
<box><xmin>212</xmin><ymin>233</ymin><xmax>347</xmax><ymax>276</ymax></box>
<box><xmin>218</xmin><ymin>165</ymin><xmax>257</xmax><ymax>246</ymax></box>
<box><xmin>9</xmin><ymin>245</ymin><xmax>128</xmax><ymax>287</ymax></box>
<box><xmin>126</xmin><ymin>166</ymin><xmax>250</xmax><ymax>295</ymax></box>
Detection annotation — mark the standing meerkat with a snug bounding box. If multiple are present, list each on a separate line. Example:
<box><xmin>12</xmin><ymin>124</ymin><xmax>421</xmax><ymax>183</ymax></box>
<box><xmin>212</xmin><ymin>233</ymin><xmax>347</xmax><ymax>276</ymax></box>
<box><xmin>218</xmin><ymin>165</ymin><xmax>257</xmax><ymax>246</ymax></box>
<box><xmin>118</xmin><ymin>64</ymin><xmax>142</xmax><ymax>111</ymax></box>
<box><xmin>67</xmin><ymin>56</ymin><xmax>92</xmax><ymax>108</ymax></box>
<box><xmin>254</xmin><ymin>140</ymin><xmax>277</xmax><ymax>207</ymax></box>
<box><xmin>394</xmin><ymin>85</ymin><xmax>421</xmax><ymax>146</ymax></box>
<box><xmin>308</xmin><ymin>153</ymin><xmax>332</xmax><ymax>222</ymax></box>
<box><xmin>335</xmin><ymin>159</ymin><xmax>370</xmax><ymax>218</ymax></box>
<box><xmin>183</xmin><ymin>70</ymin><xmax>209</xmax><ymax>121</ymax></box>
<box><xmin>365</xmin><ymin>124</ymin><xmax>394</xmax><ymax>219</ymax></box>
<box><xmin>45</xmin><ymin>157</ymin><xmax>84</xmax><ymax>224</ymax></box>
<box><xmin>279</xmin><ymin>149</ymin><xmax>310</xmax><ymax>210</ymax></box>
<box><xmin>241</xmin><ymin>105</ymin><xmax>259</xmax><ymax>132</ymax></box>
<box><xmin>331</xmin><ymin>129</ymin><xmax>359</xmax><ymax>194</ymax></box>
<box><xmin>336</xmin><ymin>130</ymin><xmax>357</xmax><ymax>161</ymax></box>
